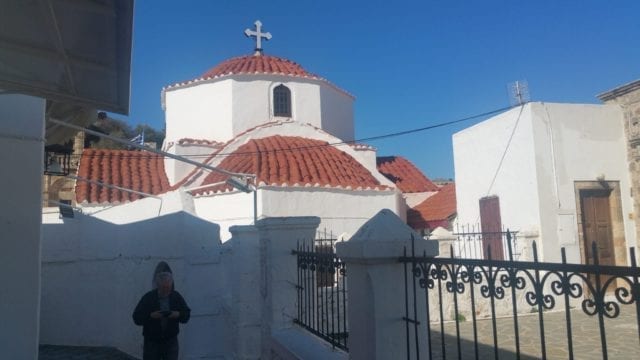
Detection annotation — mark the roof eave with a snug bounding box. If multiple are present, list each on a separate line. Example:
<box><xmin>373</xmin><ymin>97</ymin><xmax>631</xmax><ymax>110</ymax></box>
<box><xmin>597</xmin><ymin>79</ymin><xmax>640</xmax><ymax>102</ymax></box>
<box><xmin>160</xmin><ymin>72</ymin><xmax>355</xmax><ymax>107</ymax></box>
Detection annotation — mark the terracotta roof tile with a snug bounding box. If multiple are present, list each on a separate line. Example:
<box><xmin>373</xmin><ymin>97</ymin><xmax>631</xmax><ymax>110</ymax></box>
<box><xmin>75</xmin><ymin>149</ymin><xmax>171</xmax><ymax>204</ymax></box>
<box><xmin>162</xmin><ymin>54</ymin><xmax>355</xmax><ymax>100</ymax></box>
<box><xmin>192</xmin><ymin>135</ymin><xmax>386</xmax><ymax>195</ymax></box>
<box><xmin>202</xmin><ymin>54</ymin><xmax>316</xmax><ymax>79</ymax></box>
<box><xmin>407</xmin><ymin>184</ymin><xmax>457</xmax><ymax>230</ymax></box>
<box><xmin>349</xmin><ymin>143</ymin><xmax>377</xmax><ymax>151</ymax></box>
<box><xmin>376</xmin><ymin>156</ymin><xmax>439</xmax><ymax>193</ymax></box>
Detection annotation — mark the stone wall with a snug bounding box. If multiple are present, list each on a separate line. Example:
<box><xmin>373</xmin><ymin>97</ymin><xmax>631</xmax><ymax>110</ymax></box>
<box><xmin>599</xmin><ymin>80</ymin><xmax>640</xmax><ymax>250</ymax></box>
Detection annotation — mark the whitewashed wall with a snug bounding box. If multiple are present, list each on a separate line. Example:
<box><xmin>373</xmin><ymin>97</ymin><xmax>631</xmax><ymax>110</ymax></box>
<box><xmin>453</xmin><ymin>102</ymin><xmax>634</xmax><ymax>263</ymax></box>
<box><xmin>40</xmin><ymin>212</ymin><xmax>229</xmax><ymax>359</ymax></box>
<box><xmin>164</xmin><ymin>80</ymin><xmax>233</xmax><ymax>144</ymax></box>
<box><xmin>193</xmin><ymin>187</ymin><xmax>403</xmax><ymax>241</ymax></box>
<box><xmin>320</xmin><ymin>83</ymin><xmax>354</xmax><ymax>142</ymax></box>
<box><xmin>164</xmin><ymin>143</ymin><xmax>221</xmax><ymax>186</ymax></box>
<box><xmin>529</xmin><ymin>103</ymin><xmax>634</xmax><ymax>261</ymax></box>
<box><xmin>0</xmin><ymin>94</ymin><xmax>45</xmax><ymax>359</ymax></box>
<box><xmin>74</xmin><ymin>190</ymin><xmax>196</xmax><ymax>225</ymax></box>
<box><xmin>454</xmin><ymin>105</ymin><xmax>540</xmax><ymax>233</ymax></box>
<box><xmin>163</xmin><ymin>75</ymin><xmax>354</xmax><ymax>144</ymax></box>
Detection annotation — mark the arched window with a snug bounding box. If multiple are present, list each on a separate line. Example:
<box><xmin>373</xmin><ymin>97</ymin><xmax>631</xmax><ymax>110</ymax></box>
<box><xmin>273</xmin><ymin>84</ymin><xmax>291</xmax><ymax>117</ymax></box>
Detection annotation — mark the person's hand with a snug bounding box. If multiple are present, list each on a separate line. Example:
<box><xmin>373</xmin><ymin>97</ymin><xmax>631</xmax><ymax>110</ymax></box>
<box><xmin>150</xmin><ymin>311</ymin><xmax>163</xmax><ymax>319</ymax></box>
<box><xmin>168</xmin><ymin>311</ymin><xmax>180</xmax><ymax>319</ymax></box>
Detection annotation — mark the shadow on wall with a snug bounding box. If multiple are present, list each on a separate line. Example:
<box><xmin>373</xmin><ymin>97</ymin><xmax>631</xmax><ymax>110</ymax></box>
<box><xmin>40</xmin><ymin>211</ymin><xmax>230</xmax><ymax>359</ymax></box>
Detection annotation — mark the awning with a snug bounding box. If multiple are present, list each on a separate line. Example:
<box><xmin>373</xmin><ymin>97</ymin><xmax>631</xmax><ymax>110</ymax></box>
<box><xmin>0</xmin><ymin>0</ymin><xmax>134</xmax><ymax>114</ymax></box>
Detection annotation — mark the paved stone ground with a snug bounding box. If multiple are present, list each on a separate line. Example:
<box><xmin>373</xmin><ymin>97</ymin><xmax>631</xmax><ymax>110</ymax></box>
<box><xmin>39</xmin><ymin>345</ymin><xmax>139</xmax><ymax>360</ymax></box>
<box><xmin>429</xmin><ymin>307</ymin><xmax>639</xmax><ymax>359</ymax></box>
<box><xmin>37</xmin><ymin>307</ymin><xmax>638</xmax><ymax>359</ymax></box>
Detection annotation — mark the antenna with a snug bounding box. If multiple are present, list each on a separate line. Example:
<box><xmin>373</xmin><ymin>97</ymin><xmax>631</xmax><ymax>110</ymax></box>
<box><xmin>508</xmin><ymin>80</ymin><xmax>530</xmax><ymax>106</ymax></box>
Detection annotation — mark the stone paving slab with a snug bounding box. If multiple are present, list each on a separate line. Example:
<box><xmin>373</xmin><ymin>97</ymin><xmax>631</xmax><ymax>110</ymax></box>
<box><xmin>430</xmin><ymin>308</ymin><xmax>639</xmax><ymax>359</ymax></box>
<box><xmin>39</xmin><ymin>345</ymin><xmax>139</xmax><ymax>360</ymax></box>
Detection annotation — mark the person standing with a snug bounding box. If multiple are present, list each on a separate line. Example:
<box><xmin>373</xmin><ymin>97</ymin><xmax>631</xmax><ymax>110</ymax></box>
<box><xmin>133</xmin><ymin>262</ymin><xmax>191</xmax><ymax>360</ymax></box>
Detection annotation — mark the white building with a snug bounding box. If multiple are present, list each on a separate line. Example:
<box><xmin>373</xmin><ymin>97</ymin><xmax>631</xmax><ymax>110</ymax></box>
<box><xmin>38</xmin><ymin>28</ymin><xmax>447</xmax><ymax>357</ymax></box>
<box><xmin>68</xmin><ymin>44</ymin><xmax>446</xmax><ymax>240</ymax></box>
<box><xmin>453</xmin><ymin>102</ymin><xmax>636</xmax><ymax>264</ymax></box>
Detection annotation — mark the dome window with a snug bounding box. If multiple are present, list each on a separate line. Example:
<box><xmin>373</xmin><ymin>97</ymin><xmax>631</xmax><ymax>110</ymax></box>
<box><xmin>273</xmin><ymin>84</ymin><xmax>291</xmax><ymax>117</ymax></box>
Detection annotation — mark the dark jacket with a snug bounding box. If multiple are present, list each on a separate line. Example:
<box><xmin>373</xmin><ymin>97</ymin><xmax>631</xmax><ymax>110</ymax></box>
<box><xmin>132</xmin><ymin>290</ymin><xmax>191</xmax><ymax>342</ymax></box>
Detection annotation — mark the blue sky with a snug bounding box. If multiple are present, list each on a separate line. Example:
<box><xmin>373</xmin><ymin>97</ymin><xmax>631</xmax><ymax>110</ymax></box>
<box><xmin>120</xmin><ymin>0</ymin><xmax>640</xmax><ymax>179</ymax></box>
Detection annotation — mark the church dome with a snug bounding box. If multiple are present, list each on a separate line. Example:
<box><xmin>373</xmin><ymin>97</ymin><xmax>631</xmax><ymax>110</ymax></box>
<box><xmin>201</xmin><ymin>54</ymin><xmax>318</xmax><ymax>79</ymax></box>
<box><xmin>191</xmin><ymin>135</ymin><xmax>388</xmax><ymax>195</ymax></box>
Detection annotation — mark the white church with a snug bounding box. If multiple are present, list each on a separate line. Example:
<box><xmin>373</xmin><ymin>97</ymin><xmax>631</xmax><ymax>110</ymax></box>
<box><xmin>67</xmin><ymin>21</ymin><xmax>446</xmax><ymax>240</ymax></box>
<box><xmin>36</xmin><ymin>22</ymin><xmax>448</xmax><ymax>358</ymax></box>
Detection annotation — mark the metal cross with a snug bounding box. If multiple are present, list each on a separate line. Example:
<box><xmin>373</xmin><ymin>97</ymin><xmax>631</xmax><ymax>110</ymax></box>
<box><xmin>244</xmin><ymin>20</ymin><xmax>272</xmax><ymax>53</ymax></box>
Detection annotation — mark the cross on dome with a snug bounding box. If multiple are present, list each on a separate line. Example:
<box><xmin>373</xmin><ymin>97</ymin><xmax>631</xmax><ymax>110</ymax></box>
<box><xmin>244</xmin><ymin>20</ymin><xmax>272</xmax><ymax>55</ymax></box>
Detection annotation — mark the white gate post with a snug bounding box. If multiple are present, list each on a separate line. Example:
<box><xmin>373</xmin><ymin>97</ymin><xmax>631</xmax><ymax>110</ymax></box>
<box><xmin>337</xmin><ymin>209</ymin><xmax>438</xmax><ymax>360</ymax></box>
<box><xmin>229</xmin><ymin>225</ymin><xmax>262</xmax><ymax>359</ymax></box>
<box><xmin>256</xmin><ymin>216</ymin><xmax>321</xmax><ymax>357</ymax></box>
<box><xmin>0</xmin><ymin>94</ymin><xmax>45</xmax><ymax>359</ymax></box>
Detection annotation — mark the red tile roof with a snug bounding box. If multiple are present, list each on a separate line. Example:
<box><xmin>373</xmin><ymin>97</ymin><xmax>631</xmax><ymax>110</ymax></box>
<box><xmin>376</xmin><ymin>156</ymin><xmax>439</xmax><ymax>193</ymax></box>
<box><xmin>407</xmin><ymin>184</ymin><xmax>457</xmax><ymax>230</ymax></box>
<box><xmin>163</xmin><ymin>54</ymin><xmax>354</xmax><ymax>100</ymax></box>
<box><xmin>75</xmin><ymin>149</ymin><xmax>171</xmax><ymax>204</ymax></box>
<box><xmin>201</xmin><ymin>54</ymin><xmax>317</xmax><ymax>79</ymax></box>
<box><xmin>192</xmin><ymin>135</ymin><xmax>386</xmax><ymax>195</ymax></box>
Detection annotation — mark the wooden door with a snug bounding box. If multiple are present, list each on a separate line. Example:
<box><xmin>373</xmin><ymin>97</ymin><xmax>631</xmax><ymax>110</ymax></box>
<box><xmin>480</xmin><ymin>196</ymin><xmax>504</xmax><ymax>260</ymax></box>
<box><xmin>580</xmin><ymin>190</ymin><xmax>615</xmax><ymax>266</ymax></box>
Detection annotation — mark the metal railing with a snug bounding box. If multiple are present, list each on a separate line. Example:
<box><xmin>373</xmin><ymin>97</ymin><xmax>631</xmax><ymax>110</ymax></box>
<box><xmin>452</xmin><ymin>224</ymin><xmax>520</xmax><ymax>260</ymax></box>
<box><xmin>292</xmin><ymin>238</ymin><xmax>348</xmax><ymax>351</ymax></box>
<box><xmin>401</xmin><ymin>237</ymin><xmax>640</xmax><ymax>360</ymax></box>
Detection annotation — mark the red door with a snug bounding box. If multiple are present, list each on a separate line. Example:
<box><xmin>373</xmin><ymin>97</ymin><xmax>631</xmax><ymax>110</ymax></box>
<box><xmin>480</xmin><ymin>196</ymin><xmax>504</xmax><ymax>260</ymax></box>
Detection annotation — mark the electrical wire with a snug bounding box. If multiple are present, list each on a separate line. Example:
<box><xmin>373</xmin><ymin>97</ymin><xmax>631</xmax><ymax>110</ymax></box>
<box><xmin>69</xmin><ymin>104</ymin><xmax>518</xmax><ymax>160</ymax></box>
<box><xmin>484</xmin><ymin>104</ymin><xmax>525</xmax><ymax>197</ymax></box>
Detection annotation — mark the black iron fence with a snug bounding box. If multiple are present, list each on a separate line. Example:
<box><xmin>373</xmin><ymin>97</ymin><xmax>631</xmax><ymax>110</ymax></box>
<box><xmin>452</xmin><ymin>224</ymin><xmax>520</xmax><ymax>260</ymax></box>
<box><xmin>401</xmin><ymin>238</ymin><xmax>640</xmax><ymax>360</ymax></box>
<box><xmin>292</xmin><ymin>237</ymin><xmax>348</xmax><ymax>351</ymax></box>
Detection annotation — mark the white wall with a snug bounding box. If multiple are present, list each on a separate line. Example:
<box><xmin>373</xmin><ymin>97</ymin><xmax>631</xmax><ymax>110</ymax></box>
<box><xmin>193</xmin><ymin>187</ymin><xmax>402</xmax><ymax>241</ymax></box>
<box><xmin>40</xmin><ymin>212</ymin><xmax>229</xmax><ymax>359</ymax></box>
<box><xmin>164</xmin><ymin>75</ymin><xmax>354</xmax><ymax>144</ymax></box>
<box><xmin>453</xmin><ymin>105</ymin><xmax>541</xmax><ymax>233</ymax></box>
<box><xmin>76</xmin><ymin>190</ymin><xmax>195</xmax><ymax>225</ymax></box>
<box><xmin>529</xmin><ymin>102</ymin><xmax>633</xmax><ymax>261</ymax></box>
<box><xmin>164</xmin><ymin>143</ymin><xmax>220</xmax><ymax>185</ymax></box>
<box><xmin>193</xmin><ymin>190</ymin><xmax>257</xmax><ymax>241</ymax></box>
<box><xmin>320</xmin><ymin>84</ymin><xmax>354</xmax><ymax>142</ymax></box>
<box><xmin>350</xmin><ymin>147</ymin><xmax>378</xmax><ymax>174</ymax></box>
<box><xmin>232</xmin><ymin>76</ymin><xmax>322</xmax><ymax>135</ymax></box>
<box><xmin>453</xmin><ymin>102</ymin><xmax>634</xmax><ymax>262</ymax></box>
<box><xmin>164</xmin><ymin>80</ymin><xmax>233</xmax><ymax>144</ymax></box>
<box><xmin>0</xmin><ymin>94</ymin><xmax>45</xmax><ymax>359</ymax></box>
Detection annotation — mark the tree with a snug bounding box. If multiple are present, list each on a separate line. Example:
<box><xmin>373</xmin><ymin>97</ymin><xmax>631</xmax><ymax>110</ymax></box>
<box><xmin>85</xmin><ymin>114</ymin><xmax>165</xmax><ymax>150</ymax></box>
<box><xmin>132</xmin><ymin>124</ymin><xmax>165</xmax><ymax>149</ymax></box>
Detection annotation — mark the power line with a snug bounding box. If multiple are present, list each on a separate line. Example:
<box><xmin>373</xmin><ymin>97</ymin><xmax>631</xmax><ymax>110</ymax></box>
<box><xmin>69</xmin><ymin>104</ymin><xmax>517</xmax><ymax>160</ymax></box>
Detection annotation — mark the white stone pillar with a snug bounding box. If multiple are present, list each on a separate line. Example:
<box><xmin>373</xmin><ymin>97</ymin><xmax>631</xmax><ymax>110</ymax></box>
<box><xmin>229</xmin><ymin>225</ymin><xmax>262</xmax><ymax>360</ymax></box>
<box><xmin>428</xmin><ymin>226</ymin><xmax>457</xmax><ymax>258</ymax></box>
<box><xmin>0</xmin><ymin>94</ymin><xmax>46</xmax><ymax>359</ymax></box>
<box><xmin>337</xmin><ymin>209</ymin><xmax>438</xmax><ymax>360</ymax></box>
<box><xmin>255</xmin><ymin>216</ymin><xmax>320</xmax><ymax>357</ymax></box>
